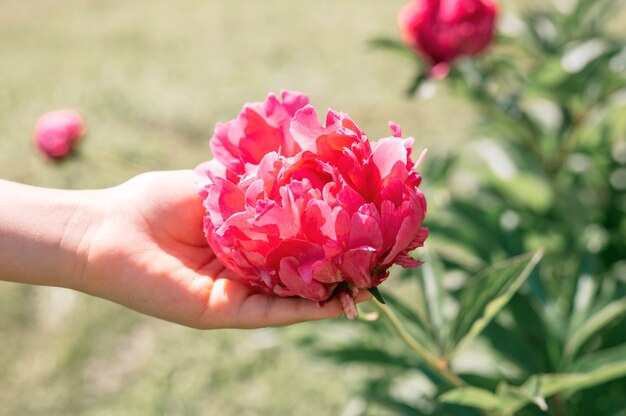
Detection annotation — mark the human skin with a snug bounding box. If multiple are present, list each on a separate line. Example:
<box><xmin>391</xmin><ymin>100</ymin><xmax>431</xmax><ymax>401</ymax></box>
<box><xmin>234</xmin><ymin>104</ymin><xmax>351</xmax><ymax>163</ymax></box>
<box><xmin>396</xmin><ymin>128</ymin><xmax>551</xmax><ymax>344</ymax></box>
<box><xmin>0</xmin><ymin>170</ymin><xmax>370</xmax><ymax>329</ymax></box>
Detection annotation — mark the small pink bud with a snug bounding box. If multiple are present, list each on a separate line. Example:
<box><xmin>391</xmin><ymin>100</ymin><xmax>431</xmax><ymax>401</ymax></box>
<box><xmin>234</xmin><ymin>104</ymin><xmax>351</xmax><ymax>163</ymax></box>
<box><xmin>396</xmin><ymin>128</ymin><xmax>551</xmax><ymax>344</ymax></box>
<box><xmin>34</xmin><ymin>109</ymin><xmax>85</xmax><ymax>160</ymax></box>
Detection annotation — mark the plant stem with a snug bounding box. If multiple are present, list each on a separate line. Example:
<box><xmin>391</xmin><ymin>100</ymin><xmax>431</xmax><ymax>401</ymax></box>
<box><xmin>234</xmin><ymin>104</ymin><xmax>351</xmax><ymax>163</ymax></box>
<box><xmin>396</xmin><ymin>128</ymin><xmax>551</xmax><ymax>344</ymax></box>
<box><xmin>374</xmin><ymin>302</ymin><xmax>465</xmax><ymax>387</ymax></box>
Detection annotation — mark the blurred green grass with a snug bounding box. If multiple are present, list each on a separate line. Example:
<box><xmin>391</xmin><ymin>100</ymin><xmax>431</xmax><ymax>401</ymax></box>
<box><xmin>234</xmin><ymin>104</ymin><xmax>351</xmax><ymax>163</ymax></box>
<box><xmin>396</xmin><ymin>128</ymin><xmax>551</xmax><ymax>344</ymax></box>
<box><xmin>0</xmin><ymin>0</ymin><xmax>475</xmax><ymax>415</ymax></box>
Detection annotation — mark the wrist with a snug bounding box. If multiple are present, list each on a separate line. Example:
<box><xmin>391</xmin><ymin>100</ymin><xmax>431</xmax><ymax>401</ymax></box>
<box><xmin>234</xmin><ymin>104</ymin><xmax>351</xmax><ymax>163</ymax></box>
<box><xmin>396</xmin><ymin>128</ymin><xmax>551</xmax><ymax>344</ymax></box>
<box><xmin>0</xmin><ymin>180</ymin><xmax>108</xmax><ymax>290</ymax></box>
<box><xmin>56</xmin><ymin>188</ymin><xmax>111</xmax><ymax>292</ymax></box>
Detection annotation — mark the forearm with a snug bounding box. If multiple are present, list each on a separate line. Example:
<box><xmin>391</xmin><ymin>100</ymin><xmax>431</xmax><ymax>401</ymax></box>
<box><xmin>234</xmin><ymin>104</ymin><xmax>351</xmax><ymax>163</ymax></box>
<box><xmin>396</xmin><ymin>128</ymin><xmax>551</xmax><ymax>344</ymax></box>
<box><xmin>0</xmin><ymin>179</ymin><xmax>103</xmax><ymax>290</ymax></box>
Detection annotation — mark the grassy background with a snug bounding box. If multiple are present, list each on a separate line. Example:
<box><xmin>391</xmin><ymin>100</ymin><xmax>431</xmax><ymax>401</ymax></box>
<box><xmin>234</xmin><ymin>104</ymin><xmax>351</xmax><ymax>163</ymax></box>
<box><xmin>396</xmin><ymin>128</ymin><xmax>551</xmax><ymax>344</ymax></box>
<box><xmin>0</xmin><ymin>0</ymin><xmax>477</xmax><ymax>415</ymax></box>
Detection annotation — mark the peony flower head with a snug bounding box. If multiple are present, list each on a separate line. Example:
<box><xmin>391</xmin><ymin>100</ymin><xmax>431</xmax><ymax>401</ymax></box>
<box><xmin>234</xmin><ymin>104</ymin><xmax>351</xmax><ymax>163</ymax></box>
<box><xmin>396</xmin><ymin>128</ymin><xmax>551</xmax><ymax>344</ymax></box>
<box><xmin>399</xmin><ymin>0</ymin><xmax>499</xmax><ymax>78</ymax></box>
<box><xmin>34</xmin><ymin>109</ymin><xmax>85</xmax><ymax>160</ymax></box>
<box><xmin>196</xmin><ymin>91</ymin><xmax>428</xmax><ymax>319</ymax></box>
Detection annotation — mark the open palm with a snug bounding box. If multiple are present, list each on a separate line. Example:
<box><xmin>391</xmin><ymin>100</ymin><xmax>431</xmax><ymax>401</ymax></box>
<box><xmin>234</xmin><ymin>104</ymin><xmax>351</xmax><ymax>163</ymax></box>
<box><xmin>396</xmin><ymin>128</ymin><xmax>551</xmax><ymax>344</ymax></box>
<box><xmin>81</xmin><ymin>170</ymin><xmax>352</xmax><ymax>328</ymax></box>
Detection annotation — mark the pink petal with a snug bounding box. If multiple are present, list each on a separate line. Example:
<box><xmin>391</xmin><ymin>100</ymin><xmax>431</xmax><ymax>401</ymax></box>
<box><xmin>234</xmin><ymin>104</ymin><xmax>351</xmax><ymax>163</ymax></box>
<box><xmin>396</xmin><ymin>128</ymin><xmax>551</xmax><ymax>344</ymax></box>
<box><xmin>408</xmin><ymin>227</ymin><xmax>429</xmax><ymax>251</ymax></box>
<box><xmin>339</xmin><ymin>290</ymin><xmax>358</xmax><ymax>320</ymax></box>
<box><xmin>244</xmin><ymin>178</ymin><xmax>265</xmax><ymax>207</ymax></box>
<box><xmin>279</xmin><ymin>257</ymin><xmax>332</xmax><ymax>301</ymax></box>
<box><xmin>240</xmin><ymin>107</ymin><xmax>286</xmax><ymax>163</ymax></box>
<box><xmin>388</xmin><ymin>121</ymin><xmax>402</xmax><ymax>138</ymax></box>
<box><xmin>266</xmin><ymin>238</ymin><xmax>325</xmax><ymax>269</ymax></box>
<box><xmin>371</xmin><ymin>137</ymin><xmax>409</xmax><ymax>179</ymax></box>
<box><xmin>205</xmin><ymin>178</ymin><xmax>246</xmax><ymax>227</ymax></box>
<box><xmin>336</xmin><ymin>183</ymin><xmax>367</xmax><ymax>213</ymax></box>
<box><xmin>340</xmin><ymin>247</ymin><xmax>377</xmax><ymax>287</ymax></box>
<box><xmin>251</xmin><ymin>195</ymin><xmax>300</xmax><ymax>239</ymax></box>
<box><xmin>430</xmin><ymin>62</ymin><xmax>451</xmax><ymax>79</ymax></box>
<box><xmin>380</xmin><ymin>177</ymin><xmax>406</xmax><ymax>206</ymax></box>
<box><xmin>395</xmin><ymin>253</ymin><xmax>424</xmax><ymax>268</ymax></box>
<box><xmin>333</xmin><ymin>206</ymin><xmax>351</xmax><ymax>247</ymax></box>
<box><xmin>194</xmin><ymin>160</ymin><xmax>225</xmax><ymax>198</ymax></box>
<box><xmin>349</xmin><ymin>211</ymin><xmax>383</xmax><ymax>251</ymax></box>
<box><xmin>216</xmin><ymin>211</ymin><xmax>266</xmax><ymax>240</ymax></box>
<box><xmin>209</xmin><ymin>121</ymin><xmax>246</xmax><ymax>173</ymax></box>
<box><xmin>325</xmin><ymin>110</ymin><xmax>364</xmax><ymax>139</ymax></box>
<box><xmin>302</xmin><ymin>199</ymin><xmax>335</xmax><ymax>243</ymax></box>
<box><xmin>290</xmin><ymin>105</ymin><xmax>323</xmax><ymax>152</ymax></box>
<box><xmin>382</xmin><ymin>201</ymin><xmax>424</xmax><ymax>264</ymax></box>
<box><xmin>281</xmin><ymin>90</ymin><xmax>310</xmax><ymax>115</ymax></box>
<box><xmin>311</xmin><ymin>259</ymin><xmax>343</xmax><ymax>284</ymax></box>
<box><xmin>316</xmin><ymin>132</ymin><xmax>359</xmax><ymax>161</ymax></box>
<box><xmin>261</xmin><ymin>93</ymin><xmax>281</xmax><ymax>119</ymax></box>
<box><xmin>380</xmin><ymin>200</ymin><xmax>403</xmax><ymax>251</ymax></box>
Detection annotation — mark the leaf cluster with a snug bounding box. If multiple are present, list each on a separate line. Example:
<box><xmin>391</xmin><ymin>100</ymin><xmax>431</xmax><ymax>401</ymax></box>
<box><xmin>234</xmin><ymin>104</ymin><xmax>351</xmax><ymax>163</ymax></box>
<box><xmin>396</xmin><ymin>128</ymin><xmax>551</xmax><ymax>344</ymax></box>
<box><xmin>316</xmin><ymin>1</ymin><xmax>626</xmax><ymax>415</ymax></box>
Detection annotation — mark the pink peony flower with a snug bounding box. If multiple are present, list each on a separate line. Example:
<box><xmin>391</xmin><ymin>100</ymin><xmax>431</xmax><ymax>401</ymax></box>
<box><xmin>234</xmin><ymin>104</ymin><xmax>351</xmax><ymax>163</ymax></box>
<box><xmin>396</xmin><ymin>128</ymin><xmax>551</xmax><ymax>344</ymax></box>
<box><xmin>195</xmin><ymin>91</ymin><xmax>428</xmax><ymax>319</ymax></box>
<box><xmin>34</xmin><ymin>109</ymin><xmax>85</xmax><ymax>160</ymax></box>
<box><xmin>399</xmin><ymin>0</ymin><xmax>499</xmax><ymax>78</ymax></box>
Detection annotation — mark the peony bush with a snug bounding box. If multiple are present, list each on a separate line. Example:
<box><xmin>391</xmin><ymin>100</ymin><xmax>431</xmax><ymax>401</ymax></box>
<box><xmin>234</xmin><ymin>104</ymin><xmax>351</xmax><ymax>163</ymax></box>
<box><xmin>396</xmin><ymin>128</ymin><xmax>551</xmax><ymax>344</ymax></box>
<box><xmin>329</xmin><ymin>1</ymin><xmax>626</xmax><ymax>415</ymax></box>
<box><xmin>195</xmin><ymin>91</ymin><xmax>428</xmax><ymax>319</ymax></box>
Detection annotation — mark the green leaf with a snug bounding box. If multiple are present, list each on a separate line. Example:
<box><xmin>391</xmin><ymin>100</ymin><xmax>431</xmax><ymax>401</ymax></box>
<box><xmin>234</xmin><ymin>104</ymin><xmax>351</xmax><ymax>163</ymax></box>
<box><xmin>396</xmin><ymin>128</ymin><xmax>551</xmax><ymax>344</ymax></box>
<box><xmin>406</xmin><ymin>72</ymin><xmax>429</xmax><ymax>97</ymax></box>
<box><xmin>564</xmin><ymin>297</ymin><xmax>626</xmax><ymax>361</ymax></box>
<box><xmin>319</xmin><ymin>346</ymin><xmax>412</xmax><ymax>368</ymax></box>
<box><xmin>440</xmin><ymin>387</ymin><xmax>500</xmax><ymax>409</ymax></box>
<box><xmin>571</xmin><ymin>343</ymin><xmax>626</xmax><ymax>374</ymax></box>
<box><xmin>368</xmin><ymin>287</ymin><xmax>386</xmax><ymax>304</ymax></box>
<box><xmin>419</xmin><ymin>250</ymin><xmax>446</xmax><ymax>345</ymax></box>
<box><xmin>481</xmin><ymin>296</ymin><xmax>551</xmax><ymax>375</ymax></box>
<box><xmin>440</xmin><ymin>386</ymin><xmax>530</xmax><ymax>414</ymax></box>
<box><xmin>525</xmin><ymin>369</ymin><xmax>626</xmax><ymax>400</ymax></box>
<box><xmin>382</xmin><ymin>291</ymin><xmax>437</xmax><ymax>351</ymax></box>
<box><xmin>368</xmin><ymin>37</ymin><xmax>414</xmax><ymax>61</ymax></box>
<box><xmin>442</xmin><ymin>355</ymin><xmax>626</xmax><ymax>415</ymax></box>
<box><xmin>447</xmin><ymin>251</ymin><xmax>544</xmax><ymax>356</ymax></box>
<box><xmin>367</xmin><ymin>394</ymin><xmax>431</xmax><ymax>416</ymax></box>
<box><xmin>505</xmin><ymin>356</ymin><xmax>626</xmax><ymax>413</ymax></box>
<box><xmin>454</xmin><ymin>345</ymin><xmax>626</xmax><ymax>414</ymax></box>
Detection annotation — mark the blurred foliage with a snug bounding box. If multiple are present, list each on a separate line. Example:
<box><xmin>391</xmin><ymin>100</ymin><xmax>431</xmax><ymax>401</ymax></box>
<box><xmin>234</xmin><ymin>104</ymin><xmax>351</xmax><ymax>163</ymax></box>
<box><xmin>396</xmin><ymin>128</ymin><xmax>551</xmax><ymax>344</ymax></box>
<box><xmin>316</xmin><ymin>0</ymin><xmax>626</xmax><ymax>415</ymax></box>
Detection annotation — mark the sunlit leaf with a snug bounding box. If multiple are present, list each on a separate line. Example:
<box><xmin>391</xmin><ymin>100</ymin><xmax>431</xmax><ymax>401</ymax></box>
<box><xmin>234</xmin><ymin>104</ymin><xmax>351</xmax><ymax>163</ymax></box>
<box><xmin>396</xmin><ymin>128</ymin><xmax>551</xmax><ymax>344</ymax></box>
<box><xmin>447</xmin><ymin>251</ymin><xmax>544</xmax><ymax>355</ymax></box>
<box><xmin>503</xmin><ymin>345</ymin><xmax>626</xmax><ymax>413</ymax></box>
<box><xmin>564</xmin><ymin>297</ymin><xmax>626</xmax><ymax>362</ymax></box>
<box><xmin>443</xmin><ymin>349</ymin><xmax>626</xmax><ymax>415</ymax></box>
<box><xmin>440</xmin><ymin>386</ymin><xmax>528</xmax><ymax>413</ymax></box>
<box><xmin>571</xmin><ymin>343</ymin><xmax>626</xmax><ymax>374</ymax></box>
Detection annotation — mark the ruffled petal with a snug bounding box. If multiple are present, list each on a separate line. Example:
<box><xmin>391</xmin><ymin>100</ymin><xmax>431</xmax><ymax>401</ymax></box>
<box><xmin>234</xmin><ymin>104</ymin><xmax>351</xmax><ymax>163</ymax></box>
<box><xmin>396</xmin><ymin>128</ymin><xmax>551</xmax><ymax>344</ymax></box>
<box><xmin>279</xmin><ymin>257</ymin><xmax>332</xmax><ymax>301</ymax></box>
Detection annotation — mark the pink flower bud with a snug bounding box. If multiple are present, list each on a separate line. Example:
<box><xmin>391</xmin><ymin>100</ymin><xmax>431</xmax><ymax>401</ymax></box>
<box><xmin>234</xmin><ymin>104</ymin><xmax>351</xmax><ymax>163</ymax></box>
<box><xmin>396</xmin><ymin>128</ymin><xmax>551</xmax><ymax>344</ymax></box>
<box><xmin>195</xmin><ymin>92</ymin><xmax>428</xmax><ymax>319</ymax></box>
<box><xmin>399</xmin><ymin>0</ymin><xmax>499</xmax><ymax>78</ymax></box>
<box><xmin>34</xmin><ymin>109</ymin><xmax>85</xmax><ymax>160</ymax></box>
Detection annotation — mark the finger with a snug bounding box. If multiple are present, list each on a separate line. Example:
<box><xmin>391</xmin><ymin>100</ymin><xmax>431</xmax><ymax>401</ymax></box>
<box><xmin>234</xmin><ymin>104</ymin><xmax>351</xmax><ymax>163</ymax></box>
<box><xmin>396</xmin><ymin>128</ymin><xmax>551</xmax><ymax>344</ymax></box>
<box><xmin>355</xmin><ymin>289</ymin><xmax>374</xmax><ymax>303</ymax></box>
<box><xmin>195</xmin><ymin>254</ymin><xmax>237</xmax><ymax>280</ymax></box>
<box><xmin>201</xmin><ymin>278</ymin><xmax>343</xmax><ymax>329</ymax></box>
<box><xmin>237</xmin><ymin>294</ymin><xmax>344</xmax><ymax>328</ymax></box>
<box><xmin>247</xmin><ymin>288</ymin><xmax>374</xmax><ymax>327</ymax></box>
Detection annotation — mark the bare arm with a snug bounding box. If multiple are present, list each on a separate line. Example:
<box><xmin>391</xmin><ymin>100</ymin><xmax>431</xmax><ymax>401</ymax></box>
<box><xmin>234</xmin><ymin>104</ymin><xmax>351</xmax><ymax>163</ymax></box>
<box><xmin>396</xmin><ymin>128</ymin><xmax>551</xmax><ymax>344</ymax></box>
<box><xmin>0</xmin><ymin>171</ymin><xmax>366</xmax><ymax>329</ymax></box>
<box><xmin>0</xmin><ymin>179</ymin><xmax>100</xmax><ymax>289</ymax></box>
